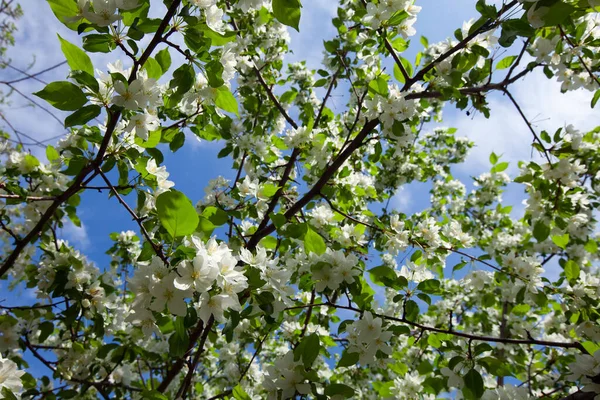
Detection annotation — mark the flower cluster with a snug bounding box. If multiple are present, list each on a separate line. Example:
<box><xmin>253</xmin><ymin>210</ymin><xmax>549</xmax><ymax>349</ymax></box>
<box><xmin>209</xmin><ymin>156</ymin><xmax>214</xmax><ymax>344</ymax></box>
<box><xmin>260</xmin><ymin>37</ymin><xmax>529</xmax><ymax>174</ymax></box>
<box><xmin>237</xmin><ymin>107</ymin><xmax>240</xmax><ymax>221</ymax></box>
<box><xmin>345</xmin><ymin>312</ymin><xmax>392</xmax><ymax>365</ymax></box>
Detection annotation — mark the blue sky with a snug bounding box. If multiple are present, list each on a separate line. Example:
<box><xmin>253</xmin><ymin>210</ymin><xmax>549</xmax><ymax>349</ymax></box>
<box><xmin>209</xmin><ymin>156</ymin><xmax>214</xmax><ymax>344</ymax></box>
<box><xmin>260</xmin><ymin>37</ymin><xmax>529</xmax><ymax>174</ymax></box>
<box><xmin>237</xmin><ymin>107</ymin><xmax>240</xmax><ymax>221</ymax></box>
<box><xmin>2</xmin><ymin>0</ymin><xmax>600</xmax><ymax>388</ymax></box>
<box><xmin>2</xmin><ymin>0</ymin><xmax>599</xmax><ymax>300</ymax></box>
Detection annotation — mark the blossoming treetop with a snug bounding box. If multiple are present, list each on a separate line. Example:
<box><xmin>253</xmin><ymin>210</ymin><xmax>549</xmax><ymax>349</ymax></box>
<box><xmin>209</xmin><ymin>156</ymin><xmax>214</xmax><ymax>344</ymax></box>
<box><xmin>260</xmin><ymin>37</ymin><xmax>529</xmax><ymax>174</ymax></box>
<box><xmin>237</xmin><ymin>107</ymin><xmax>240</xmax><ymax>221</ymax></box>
<box><xmin>1</xmin><ymin>0</ymin><xmax>600</xmax><ymax>398</ymax></box>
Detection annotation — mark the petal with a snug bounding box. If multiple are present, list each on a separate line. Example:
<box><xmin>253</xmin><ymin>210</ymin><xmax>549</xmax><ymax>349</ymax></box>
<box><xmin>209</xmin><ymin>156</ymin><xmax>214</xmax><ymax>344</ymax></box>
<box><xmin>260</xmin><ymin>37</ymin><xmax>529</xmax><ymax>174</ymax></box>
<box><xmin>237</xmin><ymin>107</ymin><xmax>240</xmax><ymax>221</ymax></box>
<box><xmin>296</xmin><ymin>383</ymin><xmax>311</xmax><ymax>395</ymax></box>
<box><xmin>173</xmin><ymin>277</ymin><xmax>192</xmax><ymax>291</ymax></box>
<box><xmin>113</xmin><ymin>80</ymin><xmax>126</xmax><ymax>95</ymax></box>
<box><xmin>136</xmin><ymin>127</ymin><xmax>149</xmax><ymax>141</ymax></box>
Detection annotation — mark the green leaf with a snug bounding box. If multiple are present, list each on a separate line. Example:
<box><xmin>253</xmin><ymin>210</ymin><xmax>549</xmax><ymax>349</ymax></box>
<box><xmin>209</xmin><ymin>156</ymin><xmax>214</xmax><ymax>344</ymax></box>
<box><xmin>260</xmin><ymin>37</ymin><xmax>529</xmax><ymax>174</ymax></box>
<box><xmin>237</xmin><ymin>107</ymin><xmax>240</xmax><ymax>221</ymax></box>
<box><xmin>70</xmin><ymin>70</ymin><xmax>99</xmax><ymax>92</ymax></box>
<box><xmin>205</xmin><ymin>60</ymin><xmax>224</xmax><ymax>88</ymax></box>
<box><xmin>492</xmin><ymin>161</ymin><xmax>509</xmax><ymax>172</ymax></box>
<box><xmin>232</xmin><ymin>385</ymin><xmax>251</xmax><ymax>400</ymax></box>
<box><xmin>141</xmin><ymin>390</ymin><xmax>168</xmax><ymax>400</ymax></box>
<box><xmin>300</xmin><ymin>333</ymin><xmax>320</xmax><ymax>368</ymax></box>
<box><xmin>64</xmin><ymin>105</ymin><xmax>101</xmax><ymax>128</ymax></box>
<box><xmin>511</xmin><ymin>303</ymin><xmax>530</xmax><ymax>316</ymax></box>
<box><xmin>393</xmin><ymin>59</ymin><xmax>413</xmax><ymax>84</ymax></box>
<box><xmin>260</xmin><ymin>183</ymin><xmax>279</xmax><ymax>198</ymax></box>
<box><xmin>451</xmin><ymin>261</ymin><xmax>467</xmax><ymax>274</ymax></box>
<box><xmin>489</xmin><ymin>152</ymin><xmax>498</xmax><ymax>164</ymax></box>
<box><xmin>324</xmin><ymin>383</ymin><xmax>355</xmax><ymax>398</ymax></box>
<box><xmin>143</xmin><ymin>57</ymin><xmax>163</xmax><ymax>80</ymax></box>
<box><xmin>404</xmin><ymin>299</ymin><xmax>419</xmax><ymax>321</ymax></box>
<box><xmin>272</xmin><ymin>0</ymin><xmax>302</xmax><ymax>31</ymax></box>
<box><xmin>169</xmin><ymin>64</ymin><xmax>195</xmax><ymax>103</ymax></box>
<box><xmin>552</xmin><ymin>233</ymin><xmax>569</xmax><ymax>249</ymax></box>
<box><xmin>58</xmin><ymin>389</ymin><xmax>79</xmax><ymax>399</ymax></box>
<box><xmin>387</xmin><ymin>10</ymin><xmax>408</xmax><ymax>26</ymax></box>
<box><xmin>196</xmin><ymin>216</ymin><xmax>215</xmax><ymax>237</ymax></box>
<box><xmin>156</xmin><ymin>190</ymin><xmax>199</xmax><ymax>238</ymax></box>
<box><xmin>134</xmin><ymin>129</ymin><xmax>162</xmax><ymax>148</ymax></box>
<box><xmin>1</xmin><ymin>388</ymin><xmax>18</xmax><ymax>400</ymax></box>
<box><xmin>258</xmin><ymin>235</ymin><xmax>278</xmax><ymax>250</ymax></box>
<box><xmin>198</xmin><ymin>23</ymin><xmax>237</xmax><ymax>45</ymax></box>
<box><xmin>38</xmin><ymin>321</ymin><xmax>54</xmax><ymax>343</ymax></box>
<box><xmin>416</xmin><ymin>279</ymin><xmax>441</xmax><ymax>294</ymax></box>
<box><xmin>97</xmin><ymin>343</ymin><xmax>120</xmax><ymax>359</ymax></box>
<box><xmin>156</xmin><ymin>48</ymin><xmax>171</xmax><ymax>73</ymax></box>
<box><xmin>533</xmin><ymin>221</ymin><xmax>550</xmax><ymax>242</ymax></box>
<box><xmin>542</xmin><ymin>1</ymin><xmax>575</xmax><ymax>26</ymax></box>
<box><xmin>202</xmin><ymin>206</ymin><xmax>229</xmax><ymax>226</ymax></box>
<box><xmin>23</xmin><ymin>155</ymin><xmax>40</xmax><ymax>171</ymax></box>
<box><xmin>169</xmin><ymin>131</ymin><xmax>185</xmax><ymax>152</ymax></box>
<box><xmin>214</xmin><ymin>86</ymin><xmax>239</xmax><ymax>115</ymax></box>
<box><xmin>496</xmin><ymin>55</ymin><xmax>517</xmax><ymax>70</ymax></box>
<box><xmin>34</xmin><ymin>81</ymin><xmax>88</xmax><ymax>111</ymax></box>
<box><xmin>48</xmin><ymin>0</ymin><xmax>80</xmax><ymax>30</ymax></box>
<box><xmin>582</xmin><ymin>341</ymin><xmax>600</xmax><ymax>355</ymax></box>
<box><xmin>479</xmin><ymin>356</ymin><xmax>513</xmax><ymax>377</ymax></box>
<box><xmin>174</xmin><ymin>316</ymin><xmax>187</xmax><ymax>338</ymax></box>
<box><xmin>169</xmin><ymin>318</ymin><xmax>189</xmax><ymax>357</ymax></box>
<box><xmin>476</xmin><ymin>0</ymin><xmax>497</xmax><ymax>18</ymax></box>
<box><xmin>585</xmin><ymin>240</ymin><xmax>598</xmax><ymax>254</ymax></box>
<box><xmin>369</xmin><ymin>265</ymin><xmax>396</xmax><ymax>286</ymax></box>
<box><xmin>83</xmin><ymin>33</ymin><xmax>114</xmax><ymax>53</ymax></box>
<box><xmin>428</xmin><ymin>333</ymin><xmax>441</xmax><ymax>348</ymax></box>
<box><xmin>58</xmin><ymin>34</ymin><xmax>94</xmax><ymax>75</ymax></box>
<box><xmin>21</xmin><ymin>373</ymin><xmax>36</xmax><ymax>390</ymax></box>
<box><xmin>337</xmin><ymin>350</ymin><xmax>359</xmax><ymax>367</ymax></box>
<box><xmin>462</xmin><ymin>369</ymin><xmax>484</xmax><ymax>399</ymax></box>
<box><xmin>46</xmin><ymin>145</ymin><xmax>60</xmax><ymax>162</ymax></box>
<box><xmin>304</xmin><ymin>226</ymin><xmax>326</xmax><ymax>255</ymax></box>
<box><xmin>368</xmin><ymin>76</ymin><xmax>389</xmax><ymax>96</ymax></box>
<box><xmin>391</xmin><ymin>37</ymin><xmax>409</xmax><ymax>52</ymax></box>
<box><xmin>564</xmin><ymin>260</ymin><xmax>580</xmax><ymax>282</ymax></box>
<box><xmin>592</xmin><ymin>89</ymin><xmax>600</xmax><ymax>108</ymax></box>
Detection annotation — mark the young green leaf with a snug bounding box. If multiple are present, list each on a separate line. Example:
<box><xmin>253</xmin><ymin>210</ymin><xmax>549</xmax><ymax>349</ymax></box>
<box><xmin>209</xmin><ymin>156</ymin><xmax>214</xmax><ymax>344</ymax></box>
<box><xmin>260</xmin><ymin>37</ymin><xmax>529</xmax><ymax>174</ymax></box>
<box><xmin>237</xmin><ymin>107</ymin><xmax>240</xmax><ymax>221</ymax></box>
<box><xmin>592</xmin><ymin>89</ymin><xmax>600</xmax><ymax>108</ymax></box>
<box><xmin>463</xmin><ymin>369</ymin><xmax>484</xmax><ymax>399</ymax></box>
<box><xmin>496</xmin><ymin>55</ymin><xmax>517</xmax><ymax>70</ymax></box>
<box><xmin>232</xmin><ymin>385</ymin><xmax>252</xmax><ymax>400</ymax></box>
<box><xmin>301</xmin><ymin>333</ymin><xmax>320</xmax><ymax>368</ymax></box>
<box><xmin>564</xmin><ymin>260</ymin><xmax>580</xmax><ymax>282</ymax></box>
<box><xmin>156</xmin><ymin>190</ymin><xmax>199</xmax><ymax>238</ymax></box>
<box><xmin>143</xmin><ymin>57</ymin><xmax>163</xmax><ymax>80</ymax></box>
<box><xmin>64</xmin><ymin>105</ymin><xmax>101</xmax><ymax>128</ymax></box>
<box><xmin>46</xmin><ymin>145</ymin><xmax>60</xmax><ymax>162</ymax></box>
<box><xmin>156</xmin><ymin>48</ymin><xmax>172</xmax><ymax>73</ymax></box>
<box><xmin>34</xmin><ymin>81</ymin><xmax>88</xmax><ymax>111</ymax></box>
<box><xmin>337</xmin><ymin>350</ymin><xmax>359</xmax><ymax>368</ymax></box>
<box><xmin>324</xmin><ymin>384</ymin><xmax>355</xmax><ymax>398</ymax></box>
<box><xmin>533</xmin><ymin>221</ymin><xmax>550</xmax><ymax>242</ymax></box>
<box><xmin>215</xmin><ymin>86</ymin><xmax>239</xmax><ymax>115</ymax></box>
<box><xmin>58</xmin><ymin>34</ymin><xmax>94</xmax><ymax>75</ymax></box>
<box><xmin>552</xmin><ymin>233</ymin><xmax>569</xmax><ymax>249</ymax></box>
<box><xmin>304</xmin><ymin>226</ymin><xmax>326</xmax><ymax>255</ymax></box>
<box><xmin>272</xmin><ymin>0</ymin><xmax>302</xmax><ymax>31</ymax></box>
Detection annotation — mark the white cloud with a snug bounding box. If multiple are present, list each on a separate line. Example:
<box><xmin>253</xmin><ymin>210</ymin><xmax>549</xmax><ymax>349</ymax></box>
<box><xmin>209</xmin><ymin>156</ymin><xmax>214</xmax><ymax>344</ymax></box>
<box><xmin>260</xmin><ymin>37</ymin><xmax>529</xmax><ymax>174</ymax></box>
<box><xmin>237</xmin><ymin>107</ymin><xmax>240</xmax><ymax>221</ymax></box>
<box><xmin>447</xmin><ymin>68</ymin><xmax>600</xmax><ymax>176</ymax></box>
<box><xmin>287</xmin><ymin>0</ymin><xmax>338</xmax><ymax>70</ymax></box>
<box><xmin>390</xmin><ymin>181</ymin><xmax>432</xmax><ymax>214</ymax></box>
<box><xmin>391</xmin><ymin>186</ymin><xmax>412</xmax><ymax>211</ymax></box>
<box><xmin>60</xmin><ymin>220</ymin><xmax>91</xmax><ymax>250</ymax></box>
<box><xmin>1</xmin><ymin>1</ymin><xmax>165</xmax><ymax>159</ymax></box>
<box><xmin>542</xmin><ymin>257</ymin><xmax>562</xmax><ymax>281</ymax></box>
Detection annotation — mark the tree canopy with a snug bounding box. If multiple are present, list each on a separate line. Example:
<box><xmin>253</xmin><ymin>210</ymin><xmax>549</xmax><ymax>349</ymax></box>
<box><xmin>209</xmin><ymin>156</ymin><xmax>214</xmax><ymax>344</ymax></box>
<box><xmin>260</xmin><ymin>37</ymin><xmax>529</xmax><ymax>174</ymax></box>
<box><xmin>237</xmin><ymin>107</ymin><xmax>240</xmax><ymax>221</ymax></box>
<box><xmin>1</xmin><ymin>0</ymin><xmax>600</xmax><ymax>399</ymax></box>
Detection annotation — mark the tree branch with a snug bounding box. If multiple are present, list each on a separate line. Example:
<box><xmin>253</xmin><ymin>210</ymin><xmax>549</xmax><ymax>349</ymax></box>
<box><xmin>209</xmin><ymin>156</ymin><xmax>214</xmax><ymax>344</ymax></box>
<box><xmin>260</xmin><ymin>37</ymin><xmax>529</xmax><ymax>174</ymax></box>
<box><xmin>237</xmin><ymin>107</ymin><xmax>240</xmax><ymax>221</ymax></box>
<box><xmin>322</xmin><ymin>302</ymin><xmax>590</xmax><ymax>354</ymax></box>
<box><xmin>96</xmin><ymin>168</ymin><xmax>169</xmax><ymax>264</ymax></box>
<box><xmin>0</xmin><ymin>0</ymin><xmax>182</xmax><ymax>279</ymax></box>
<box><xmin>403</xmin><ymin>0</ymin><xmax>519</xmax><ymax>92</ymax></box>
